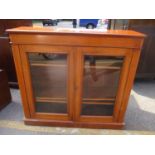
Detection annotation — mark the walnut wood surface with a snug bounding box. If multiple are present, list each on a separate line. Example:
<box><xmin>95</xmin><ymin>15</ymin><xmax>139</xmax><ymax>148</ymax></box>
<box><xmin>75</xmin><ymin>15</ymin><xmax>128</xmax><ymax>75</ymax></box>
<box><xmin>128</xmin><ymin>19</ymin><xmax>155</xmax><ymax>78</ymax></box>
<box><xmin>0</xmin><ymin>70</ymin><xmax>11</xmax><ymax>110</ymax></box>
<box><xmin>0</xmin><ymin>20</ymin><xmax>32</xmax><ymax>87</ymax></box>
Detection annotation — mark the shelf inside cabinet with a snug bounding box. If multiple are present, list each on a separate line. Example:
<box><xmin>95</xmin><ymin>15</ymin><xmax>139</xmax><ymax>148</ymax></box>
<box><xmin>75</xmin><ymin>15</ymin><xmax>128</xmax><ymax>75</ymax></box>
<box><xmin>36</xmin><ymin>96</ymin><xmax>115</xmax><ymax>105</ymax></box>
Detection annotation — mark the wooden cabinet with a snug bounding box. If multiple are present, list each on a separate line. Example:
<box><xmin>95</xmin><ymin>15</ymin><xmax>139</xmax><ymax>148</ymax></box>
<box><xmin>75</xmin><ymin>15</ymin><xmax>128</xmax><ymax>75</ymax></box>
<box><xmin>110</xmin><ymin>19</ymin><xmax>155</xmax><ymax>79</ymax></box>
<box><xmin>7</xmin><ymin>27</ymin><xmax>145</xmax><ymax>129</ymax></box>
<box><xmin>0</xmin><ymin>69</ymin><xmax>11</xmax><ymax>110</ymax></box>
<box><xmin>0</xmin><ymin>19</ymin><xmax>32</xmax><ymax>87</ymax></box>
<box><xmin>0</xmin><ymin>37</ymin><xmax>17</xmax><ymax>87</ymax></box>
<box><xmin>128</xmin><ymin>19</ymin><xmax>155</xmax><ymax>79</ymax></box>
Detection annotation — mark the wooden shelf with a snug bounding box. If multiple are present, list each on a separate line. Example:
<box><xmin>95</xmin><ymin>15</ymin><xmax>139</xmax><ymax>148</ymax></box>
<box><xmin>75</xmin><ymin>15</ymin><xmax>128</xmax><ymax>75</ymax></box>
<box><xmin>30</xmin><ymin>60</ymin><xmax>67</xmax><ymax>67</ymax></box>
<box><xmin>36</xmin><ymin>97</ymin><xmax>114</xmax><ymax>105</ymax></box>
<box><xmin>85</xmin><ymin>65</ymin><xmax>121</xmax><ymax>70</ymax></box>
<box><xmin>30</xmin><ymin>62</ymin><xmax>121</xmax><ymax>70</ymax></box>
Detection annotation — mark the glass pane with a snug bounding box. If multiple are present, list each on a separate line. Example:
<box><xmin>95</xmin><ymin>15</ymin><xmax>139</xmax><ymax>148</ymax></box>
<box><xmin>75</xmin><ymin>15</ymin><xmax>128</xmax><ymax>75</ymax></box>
<box><xmin>28</xmin><ymin>53</ymin><xmax>68</xmax><ymax>114</ymax></box>
<box><xmin>81</xmin><ymin>55</ymin><xmax>123</xmax><ymax>116</ymax></box>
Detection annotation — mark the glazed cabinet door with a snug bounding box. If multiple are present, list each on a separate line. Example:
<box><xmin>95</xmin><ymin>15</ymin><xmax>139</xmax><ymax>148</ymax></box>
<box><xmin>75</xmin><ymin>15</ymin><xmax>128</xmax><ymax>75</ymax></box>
<box><xmin>75</xmin><ymin>47</ymin><xmax>133</xmax><ymax>123</ymax></box>
<box><xmin>19</xmin><ymin>45</ymin><xmax>74</xmax><ymax>121</ymax></box>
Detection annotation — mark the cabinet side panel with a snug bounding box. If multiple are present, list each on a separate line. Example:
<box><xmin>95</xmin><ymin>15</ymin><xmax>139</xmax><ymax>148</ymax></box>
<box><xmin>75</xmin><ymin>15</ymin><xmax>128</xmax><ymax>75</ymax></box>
<box><xmin>11</xmin><ymin>45</ymin><xmax>31</xmax><ymax>118</ymax></box>
<box><xmin>113</xmin><ymin>50</ymin><xmax>133</xmax><ymax>121</ymax></box>
<box><xmin>118</xmin><ymin>49</ymin><xmax>141</xmax><ymax>122</ymax></box>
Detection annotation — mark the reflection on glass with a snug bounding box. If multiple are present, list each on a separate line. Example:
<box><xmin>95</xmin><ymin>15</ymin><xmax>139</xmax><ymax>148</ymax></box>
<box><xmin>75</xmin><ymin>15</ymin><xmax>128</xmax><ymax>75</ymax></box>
<box><xmin>28</xmin><ymin>53</ymin><xmax>67</xmax><ymax>114</ymax></box>
<box><xmin>81</xmin><ymin>55</ymin><xmax>123</xmax><ymax>116</ymax></box>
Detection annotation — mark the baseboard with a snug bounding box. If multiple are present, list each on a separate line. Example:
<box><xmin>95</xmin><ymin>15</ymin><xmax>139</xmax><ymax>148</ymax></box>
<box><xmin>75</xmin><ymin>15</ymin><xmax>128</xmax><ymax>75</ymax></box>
<box><xmin>24</xmin><ymin>118</ymin><xmax>124</xmax><ymax>129</ymax></box>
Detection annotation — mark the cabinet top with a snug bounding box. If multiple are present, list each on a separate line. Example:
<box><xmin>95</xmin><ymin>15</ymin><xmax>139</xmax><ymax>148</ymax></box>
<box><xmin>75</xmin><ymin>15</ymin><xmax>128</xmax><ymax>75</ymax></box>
<box><xmin>7</xmin><ymin>26</ymin><xmax>145</xmax><ymax>38</ymax></box>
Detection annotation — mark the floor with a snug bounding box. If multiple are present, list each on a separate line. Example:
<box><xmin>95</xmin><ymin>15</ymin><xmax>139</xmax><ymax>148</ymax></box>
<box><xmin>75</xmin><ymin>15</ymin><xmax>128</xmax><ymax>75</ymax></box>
<box><xmin>0</xmin><ymin>80</ymin><xmax>155</xmax><ymax>134</ymax></box>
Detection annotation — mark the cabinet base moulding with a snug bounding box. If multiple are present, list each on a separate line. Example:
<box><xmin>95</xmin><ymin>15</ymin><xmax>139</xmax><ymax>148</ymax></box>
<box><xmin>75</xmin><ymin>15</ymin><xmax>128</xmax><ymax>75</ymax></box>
<box><xmin>24</xmin><ymin>118</ymin><xmax>125</xmax><ymax>129</ymax></box>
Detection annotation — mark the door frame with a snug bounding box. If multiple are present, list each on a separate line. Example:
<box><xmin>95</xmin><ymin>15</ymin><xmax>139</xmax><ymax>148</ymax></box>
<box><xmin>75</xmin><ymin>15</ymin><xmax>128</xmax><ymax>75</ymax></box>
<box><xmin>19</xmin><ymin>45</ymin><xmax>75</xmax><ymax>121</ymax></box>
<box><xmin>74</xmin><ymin>47</ymin><xmax>133</xmax><ymax>123</ymax></box>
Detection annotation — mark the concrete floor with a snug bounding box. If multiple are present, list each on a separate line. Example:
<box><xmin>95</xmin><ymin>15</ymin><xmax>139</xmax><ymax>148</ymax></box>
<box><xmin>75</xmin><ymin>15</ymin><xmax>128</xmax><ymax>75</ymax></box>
<box><xmin>0</xmin><ymin>80</ymin><xmax>155</xmax><ymax>134</ymax></box>
<box><xmin>125</xmin><ymin>79</ymin><xmax>155</xmax><ymax>131</ymax></box>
